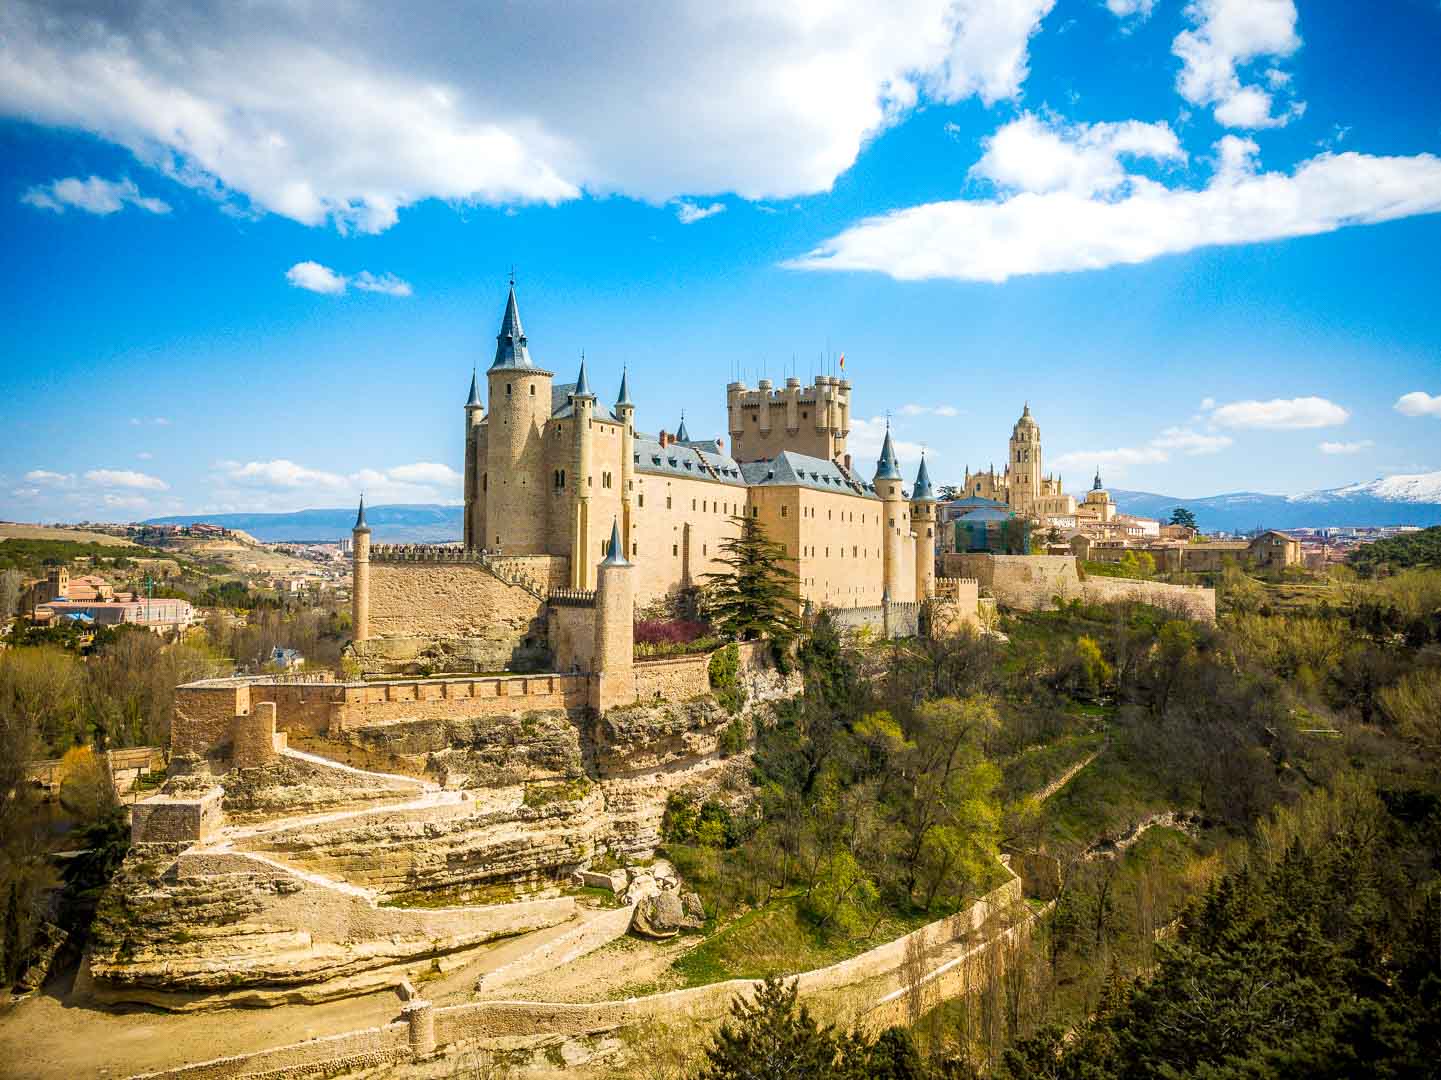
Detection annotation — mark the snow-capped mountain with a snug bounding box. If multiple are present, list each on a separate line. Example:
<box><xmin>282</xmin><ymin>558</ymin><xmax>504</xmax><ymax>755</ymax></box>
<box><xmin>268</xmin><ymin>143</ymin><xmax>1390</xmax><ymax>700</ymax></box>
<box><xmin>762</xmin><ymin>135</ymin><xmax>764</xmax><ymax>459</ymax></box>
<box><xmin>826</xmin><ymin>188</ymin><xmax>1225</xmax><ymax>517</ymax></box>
<box><xmin>1110</xmin><ymin>471</ymin><xmax>1441</xmax><ymax>532</ymax></box>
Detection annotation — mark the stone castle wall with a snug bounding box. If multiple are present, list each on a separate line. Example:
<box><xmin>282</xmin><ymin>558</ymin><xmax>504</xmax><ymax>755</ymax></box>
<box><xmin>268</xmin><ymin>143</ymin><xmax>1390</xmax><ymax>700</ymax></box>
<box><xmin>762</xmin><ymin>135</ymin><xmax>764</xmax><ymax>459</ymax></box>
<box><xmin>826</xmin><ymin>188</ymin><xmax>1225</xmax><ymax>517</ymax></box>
<box><xmin>633</xmin><ymin>653</ymin><xmax>712</xmax><ymax>703</ymax></box>
<box><xmin>943</xmin><ymin>554</ymin><xmax>1215</xmax><ymax>623</ymax></box>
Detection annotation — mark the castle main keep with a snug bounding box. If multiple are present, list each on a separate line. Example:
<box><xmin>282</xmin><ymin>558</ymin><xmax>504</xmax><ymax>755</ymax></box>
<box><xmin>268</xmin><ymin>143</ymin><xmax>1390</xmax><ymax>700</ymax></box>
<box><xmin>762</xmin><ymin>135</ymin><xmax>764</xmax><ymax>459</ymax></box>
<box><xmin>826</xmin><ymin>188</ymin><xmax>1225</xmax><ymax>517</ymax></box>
<box><xmin>350</xmin><ymin>284</ymin><xmax>960</xmax><ymax>684</ymax></box>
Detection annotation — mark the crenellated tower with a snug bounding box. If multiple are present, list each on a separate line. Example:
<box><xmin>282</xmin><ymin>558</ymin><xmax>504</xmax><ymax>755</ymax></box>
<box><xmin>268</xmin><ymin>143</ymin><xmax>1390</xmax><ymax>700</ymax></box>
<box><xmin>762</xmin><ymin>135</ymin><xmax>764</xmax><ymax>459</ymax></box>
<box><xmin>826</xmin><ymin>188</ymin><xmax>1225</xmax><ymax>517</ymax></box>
<box><xmin>484</xmin><ymin>284</ymin><xmax>553</xmax><ymax>553</ymax></box>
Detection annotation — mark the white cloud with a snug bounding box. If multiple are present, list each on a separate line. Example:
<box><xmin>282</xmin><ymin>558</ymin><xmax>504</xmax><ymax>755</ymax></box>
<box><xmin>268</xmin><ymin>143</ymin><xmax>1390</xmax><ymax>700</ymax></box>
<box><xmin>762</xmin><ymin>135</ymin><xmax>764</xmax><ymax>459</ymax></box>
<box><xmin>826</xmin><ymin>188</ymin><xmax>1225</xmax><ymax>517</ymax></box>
<box><xmin>286</xmin><ymin>261</ymin><xmax>349</xmax><ymax>295</ymax></box>
<box><xmin>1105</xmin><ymin>0</ymin><xmax>1156</xmax><ymax>22</ymax></box>
<box><xmin>1319</xmin><ymin>440</ymin><xmax>1373</xmax><ymax>455</ymax></box>
<box><xmin>101</xmin><ymin>493</ymin><xmax>151</xmax><ymax>511</ymax></box>
<box><xmin>222</xmin><ymin>459</ymin><xmax>348</xmax><ymax>489</ymax></box>
<box><xmin>1151</xmin><ymin>426</ymin><xmax>1233</xmax><ymax>455</ymax></box>
<box><xmin>788</xmin><ymin>131</ymin><xmax>1441</xmax><ymax>283</ymax></box>
<box><xmin>136</xmin><ymin>452</ymin><xmax>153</xmax><ymax>460</ymax></box>
<box><xmin>848</xmin><ymin>416</ymin><xmax>925</xmax><ymax>469</ymax></box>
<box><xmin>1208</xmin><ymin>396</ymin><xmax>1350</xmax><ymax>430</ymax></box>
<box><xmin>0</xmin><ymin>1</ymin><xmax>1055</xmax><ymax>233</ymax></box>
<box><xmin>352</xmin><ymin>271</ymin><xmax>413</xmax><ymax>297</ymax></box>
<box><xmin>84</xmin><ymin>468</ymin><xmax>168</xmax><ymax>490</ymax></box>
<box><xmin>21</xmin><ymin>175</ymin><xmax>170</xmax><ymax>215</ymax></box>
<box><xmin>153</xmin><ymin>417</ymin><xmax>171</xmax><ymax>426</ymax></box>
<box><xmin>674</xmin><ymin>200</ymin><xmax>726</xmax><ymax>224</ymax></box>
<box><xmin>285</xmin><ymin>262</ymin><xmax>412</xmax><ymax>297</ymax></box>
<box><xmin>898</xmin><ymin>403</ymin><xmax>961</xmax><ymax>417</ymax></box>
<box><xmin>24</xmin><ymin>469</ymin><xmax>74</xmax><ymax>486</ymax></box>
<box><xmin>1052</xmin><ymin>445</ymin><xmax>1169</xmax><ymax>469</ymax></box>
<box><xmin>1173</xmin><ymin>0</ymin><xmax>1303</xmax><ymax>129</ymax></box>
<box><xmin>1395</xmin><ymin>391</ymin><xmax>1441</xmax><ymax>418</ymax></box>
<box><xmin>386</xmin><ymin>462</ymin><xmax>462</xmax><ymax>486</ymax></box>
<box><xmin>11</xmin><ymin>488</ymin><xmax>41</xmax><ymax>500</ymax></box>
<box><xmin>1200</xmin><ymin>397</ymin><xmax>1216</xmax><ymax>410</ymax></box>
<box><xmin>970</xmin><ymin>113</ymin><xmax>1184</xmax><ymax>197</ymax></box>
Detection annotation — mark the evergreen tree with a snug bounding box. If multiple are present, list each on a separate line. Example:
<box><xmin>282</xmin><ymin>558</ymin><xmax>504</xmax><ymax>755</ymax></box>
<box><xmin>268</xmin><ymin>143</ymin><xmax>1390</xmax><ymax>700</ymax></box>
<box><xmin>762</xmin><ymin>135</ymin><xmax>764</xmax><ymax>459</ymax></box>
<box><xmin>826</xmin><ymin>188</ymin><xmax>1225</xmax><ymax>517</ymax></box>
<box><xmin>697</xmin><ymin>976</ymin><xmax>835</xmax><ymax>1079</ymax></box>
<box><xmin>704</xmin><ymin>516</ymin><xmax>802</xmax><ymax>644</ymax></box>
<box><xmin>1169</xmin><ymin>507</ymin><xmax>1198</xmax><ymax>530</ymax></box>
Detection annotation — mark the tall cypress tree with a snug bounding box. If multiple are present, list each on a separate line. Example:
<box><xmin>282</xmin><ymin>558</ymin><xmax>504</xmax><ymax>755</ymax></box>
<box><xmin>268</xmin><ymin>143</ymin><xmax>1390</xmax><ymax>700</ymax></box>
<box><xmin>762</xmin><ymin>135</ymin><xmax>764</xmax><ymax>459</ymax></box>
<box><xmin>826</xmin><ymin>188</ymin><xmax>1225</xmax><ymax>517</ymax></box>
<box><xmin>704</xmin><ymin>516</ymin><xmax>802</xmax><ymax>644</ymax></box>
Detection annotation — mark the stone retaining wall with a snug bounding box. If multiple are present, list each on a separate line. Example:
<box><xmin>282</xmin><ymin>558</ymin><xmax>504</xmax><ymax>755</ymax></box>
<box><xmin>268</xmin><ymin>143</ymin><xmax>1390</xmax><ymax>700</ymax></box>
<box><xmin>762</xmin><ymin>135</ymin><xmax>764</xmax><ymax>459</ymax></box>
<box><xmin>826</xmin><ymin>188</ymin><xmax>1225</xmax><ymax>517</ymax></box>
<box><xmin>943</xmin><ymin>554</ymin><xmax>1215</xmax><ymax>623</ymax></box>
<box><xmin>633</xmin><ymin>653</ymin><xmax>712</xmax><ymax>702</ymax></box>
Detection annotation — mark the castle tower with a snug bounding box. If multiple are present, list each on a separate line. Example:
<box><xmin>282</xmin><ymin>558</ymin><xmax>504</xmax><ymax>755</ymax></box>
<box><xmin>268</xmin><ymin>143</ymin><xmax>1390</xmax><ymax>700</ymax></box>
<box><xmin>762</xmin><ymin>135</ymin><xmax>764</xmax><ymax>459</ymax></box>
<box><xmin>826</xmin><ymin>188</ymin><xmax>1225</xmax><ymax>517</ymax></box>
<box><xmin>615</xmin><ymin>369</ymin><xmax>635</xmax><ymax>555</ymax></box>
<box><xmin>351</xmin><ymin>496</ymin><xmax>372</xmax><ymax>643</ymax></box>
<box><xmin>484</xmin><ymin>284</ymin><xmax>553</xmax><ymax>553</ymax></box>
<box><xmin>873</xmin><ymin>421</ymin><xmax>907</xmax><ymax>603</ymax></box>
<box><xmin>911</xmin><ymin>453</ymin><xmax>937</xmax><ymax>600</ymax></box>
<box><xmin>592</xmin><ymin>519</ymin><xmax>635</xmax><ymax>713</ymax></box>
<box><xmin>1008</xmin><ymin>403</ymin><xmax>1043</xmax><ymax>514</ymax></box>
<box><xmin>569</xmin><ymin>355</ymin><xmax>596</xmax><ymax>588</ymax></box>
<box><xmin>463</xmin><ymin>370</ymin><xmax>484</xmax><ymax>549</ymax></box>
<box><xmin>727</xmin><ymin>374</ymin><xmax>852</xmax><ymax>463</ymax></box>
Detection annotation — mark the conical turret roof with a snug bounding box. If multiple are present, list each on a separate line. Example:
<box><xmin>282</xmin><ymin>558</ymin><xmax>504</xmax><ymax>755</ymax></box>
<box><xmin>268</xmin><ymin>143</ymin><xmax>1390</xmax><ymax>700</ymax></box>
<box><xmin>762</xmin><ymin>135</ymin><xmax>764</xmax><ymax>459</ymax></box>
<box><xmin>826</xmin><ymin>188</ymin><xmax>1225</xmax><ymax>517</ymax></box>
<box><xmin>1093</xmin><ymin>467</ymin><xmax>1104</xmax><ymax>491</ymax></box>
<box><xmin>912</xmin><ymin>454</ymin><xmax>936</xmax><ymax>502</ymax></box>
<box><xmin>490</xmin><ymin>284</ymin><xmax>534</xmax><ymax>370</ymax></box>
<box><xmin>676</xmin><ymin>413</ymin><xmax>690</xmax><ymax>442</ymax></box>
<box><xmin>616</xmin><ymin>367</ymin><xmax>632</xmax><ymax>408</ymax></box>
<box><xmin>600</xmin><ymin>518</ymin><xmax>630</xmax><ymax>566</ymax></box>
<box><xmin>466</xmin><ymin>369</ymin><xmax>482</xmax><ymax>407</ymax></box>
<box><xmin>874</xmin><ymin>422</ymin><xmax>902</xmax><ymax>481</ymax></box>
<box><xmin>574</xmin><ymin>354</ymin><xmax>593</xmax><ymax>398</ymax></box>
<box><xmin>353</xmin><ymin>495</ymin><xmax>371</xmax><ymax>533</ymax></box>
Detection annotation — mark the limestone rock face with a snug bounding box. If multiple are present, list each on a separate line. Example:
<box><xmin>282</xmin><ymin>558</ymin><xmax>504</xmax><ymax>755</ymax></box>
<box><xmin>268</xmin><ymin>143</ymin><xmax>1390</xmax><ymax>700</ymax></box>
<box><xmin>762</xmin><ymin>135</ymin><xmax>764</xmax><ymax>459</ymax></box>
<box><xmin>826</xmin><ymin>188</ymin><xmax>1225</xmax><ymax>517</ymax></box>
<box><xmin>219</xmin><ymin>755</ymin><xmax>423</xmax><ymax>819</ymax></box>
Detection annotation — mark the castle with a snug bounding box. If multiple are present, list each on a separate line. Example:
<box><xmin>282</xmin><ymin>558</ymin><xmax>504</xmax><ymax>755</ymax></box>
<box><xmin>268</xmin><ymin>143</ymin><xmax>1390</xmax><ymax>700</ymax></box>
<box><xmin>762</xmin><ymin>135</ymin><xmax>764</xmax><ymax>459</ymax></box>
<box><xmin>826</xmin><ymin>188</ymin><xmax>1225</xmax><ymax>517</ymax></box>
<box><xmin>350</xmin><ymin>284</ymin><xmax>967</xmax><ymax>688</ymax></box>
<box><xmin>960</xmin><ymin>404</ymin><xmax>1077</xmax><ymax>520</ymax></box>
<box><xmin>458</xmin><ymin>283</ymin><xmax>935</xmax><ymax>607</ymax></box>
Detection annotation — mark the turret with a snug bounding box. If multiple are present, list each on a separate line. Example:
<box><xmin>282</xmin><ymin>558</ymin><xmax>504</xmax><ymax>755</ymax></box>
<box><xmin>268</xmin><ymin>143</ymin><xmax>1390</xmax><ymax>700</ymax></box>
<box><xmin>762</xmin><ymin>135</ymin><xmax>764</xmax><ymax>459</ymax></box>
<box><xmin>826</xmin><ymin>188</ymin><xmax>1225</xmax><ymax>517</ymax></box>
<box><xmin>484</xmin><ymin>283</ymin><xmax>553</xmax><ymax>554</ymax></box>
<box><xmin>351</xmin><ymin>496</ymin><xmax>372</xmax><ymax>643</ymax></box>
<box><xmin>592</xmin><ymin>518</ymin><xmax>635</xmax><ymax>712</ymax></box>
<box><xmin>615</xmin><ymin>369</ymin><xmax>635</xmax><ymax>553</ymax></box>
<box><xmin>570</xmin><ymin>355</ymin><xmax>596</xmax><ymax>588</ymax></box>
<box><xmin>675</xmin><ymin>411</ymin><xmax>690</xmax><ymax>443</ymax></box>
<box><xmin>463</xmin><ymin>369</ymin><xmax>484</xmax><ymax>549</ymax></box>
<box><xmin>911</xmin><ymin>453</ymin><xmax>936</xmax><ymax>599</ymax></box>
<box><xmin>874</xmin><ymin>422</ymin><xmax>908</xmax><ymax>604</ymax></box>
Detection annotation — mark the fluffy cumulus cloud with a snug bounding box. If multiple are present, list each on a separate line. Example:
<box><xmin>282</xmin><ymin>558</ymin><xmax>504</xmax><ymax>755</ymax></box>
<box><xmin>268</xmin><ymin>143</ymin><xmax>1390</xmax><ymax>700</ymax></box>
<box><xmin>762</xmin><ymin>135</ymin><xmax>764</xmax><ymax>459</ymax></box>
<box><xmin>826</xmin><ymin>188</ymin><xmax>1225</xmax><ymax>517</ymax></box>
<box><xmin>84</xmin><ymin>468</ymin><xmax>169</xmax><ymax>491</ymax></box>
<box><xmin>1053</xmin><ymin>424</ymin><xmax>1232</xmax><ymax>472</ymax></box>
<box><xmin>1172</xmin><ymin>0</ymin><xmax>1303</xmax><ymax>129</ymax></box>
<box><xmin>1105</xmin><ymin>0</ymin><xmax>1156</xmax><ymax>19</ymax></box>
<box><xmin>0</xmin><ymin>1</ymin><xmax>1054</xmax><ymax>233</ymax></box>
<box><xmin>286</xmin><ymin>262</ymin><xmax>411</xmax><ymax>297</ymax></box>
<box><xmin>1395</xmin><ymin>391</ymin><xmax>1441</xmax><ymax>418</ymax></box>
<box><xmin>24</xmin><ymin>469</ymin><xmax>75</xmax><ymax>486</ymax></box>
<box><xmin>789</xmin><ymin>121</ymin><xmax>1441</xmax><ymax>282</ymax></box>
<box><xmin>970</xmin><ymin>113</ymin><xmax>1185</xmax><ymax>197</ymax></box>
<box><xmin>1208</xmin><ymin>396</ymin><xmax>1349</xmax><ymax>430</ymax></box>
<box><xmin>21</xmin><ymin>175</ymin><xmax>170</xmax><ymax>215</ymax></box>
<box><xmin>216</xmin><ymin>459</ymin><xmax>462</xmax><ymax>506</ymax></box>
<box><xmin>898</xmin><ymin>403</ymin><xmax>961</xmax><ymax>417</ymax></box>
<box><xmin>674</xmin><ymin>200</ymin><xmax>726</xmax><ymax>224</ymax></box>
<box><xmin>1319</xmin><ymin>440</ymin><xmax>1373</xmax><ymax>455</ymax></box>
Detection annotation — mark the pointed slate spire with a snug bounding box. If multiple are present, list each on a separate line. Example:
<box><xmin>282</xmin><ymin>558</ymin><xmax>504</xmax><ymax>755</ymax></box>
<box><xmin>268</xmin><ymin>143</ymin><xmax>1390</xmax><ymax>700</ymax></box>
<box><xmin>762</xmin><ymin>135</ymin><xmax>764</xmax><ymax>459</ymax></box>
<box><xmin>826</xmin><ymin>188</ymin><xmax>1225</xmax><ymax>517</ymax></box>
<box><xmin>676</xmin><ymin>411</ymin><xmax>690</xmax><ymax>442</ymax></box>
<box><xmin>874</xmin><ymin>420</ymin><xmax>902</xmax><ymax>481</ymax></box>
<box><xmin>466</xmin><ymin>368</ymin><xmax>482</xmax><ymax>407</ymax></box>
<box><xmin>913</xmin><ymin>453</ymin><xmax>936</xmax><ymax>502</ymax></box>
<box><xmin>600</xmin><ymin>517</ymin><xmax>629</xmax><ymax>566</ymax></box>
<box><xmin>615</xmin><ymin>366</ymin><xmax>632</xmax><ymax>408</ymax></box>
<box><xmin>490</xmin><ymin>284</ymin><xmax>534</xmax><ymax>370</ymax></box>
<box><xmin>574</xmin><ymin>352</ymin><xmax>593</xmax><ymax>398</ymax></box>
<box><xmin>1093</xmin><ymin>467</ymin><xmax>1104</xmax><ymax>491</ymax></box>
<box><xmin>353</xmin><ymin>494</ymin><xmax>370</xmax><ymax>533</ymax></box>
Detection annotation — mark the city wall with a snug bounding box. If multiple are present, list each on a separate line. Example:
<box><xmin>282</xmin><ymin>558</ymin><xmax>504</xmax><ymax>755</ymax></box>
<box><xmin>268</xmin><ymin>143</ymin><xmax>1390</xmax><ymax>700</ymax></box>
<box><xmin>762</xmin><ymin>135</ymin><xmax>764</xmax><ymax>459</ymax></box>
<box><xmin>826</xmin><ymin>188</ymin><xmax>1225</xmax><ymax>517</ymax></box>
<box><xmin>943</xmin><ymin>554</ymin><xmax>1215</xmax><ymax>623</ymax></box>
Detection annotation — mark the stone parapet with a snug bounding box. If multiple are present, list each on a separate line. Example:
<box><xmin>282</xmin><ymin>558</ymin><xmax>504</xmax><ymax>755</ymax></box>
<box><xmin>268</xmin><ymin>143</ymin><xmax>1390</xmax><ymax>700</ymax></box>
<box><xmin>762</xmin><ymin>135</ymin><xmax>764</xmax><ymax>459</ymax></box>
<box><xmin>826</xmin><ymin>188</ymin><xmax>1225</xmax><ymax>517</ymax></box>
<box><xmin>131</xmin><ymin>786</ymin><xmax>224</xmax><ymax>845</ymax></box>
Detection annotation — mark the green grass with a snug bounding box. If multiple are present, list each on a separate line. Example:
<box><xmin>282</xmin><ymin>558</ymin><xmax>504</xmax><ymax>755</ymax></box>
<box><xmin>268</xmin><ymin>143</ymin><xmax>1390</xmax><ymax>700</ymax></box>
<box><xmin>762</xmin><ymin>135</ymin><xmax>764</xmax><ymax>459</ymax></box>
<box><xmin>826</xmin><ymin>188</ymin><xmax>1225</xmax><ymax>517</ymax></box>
<box><xmin>671</xmin><ymin>893</ymin><xmax>941</xmax><ymax>987</ymax></box>
<box><xmin>1040</xmin><ymin>735</ymin><xmax>1175</xmax><ymax>850</ymax></box>
<box><xmin>1002</xmin><ymin>731</ymin><xmax>1105</xmax><ymax>801</ymax></box>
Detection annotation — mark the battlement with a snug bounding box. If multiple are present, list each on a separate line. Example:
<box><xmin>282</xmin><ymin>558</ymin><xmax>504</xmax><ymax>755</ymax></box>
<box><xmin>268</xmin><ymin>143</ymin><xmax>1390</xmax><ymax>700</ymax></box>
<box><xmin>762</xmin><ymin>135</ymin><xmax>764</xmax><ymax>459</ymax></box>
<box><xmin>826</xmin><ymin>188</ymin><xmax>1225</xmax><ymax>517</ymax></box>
<box><xmin>548</xmin><ymin>588</ymin><xmax>597</xmax><ymax>607</ymax></box>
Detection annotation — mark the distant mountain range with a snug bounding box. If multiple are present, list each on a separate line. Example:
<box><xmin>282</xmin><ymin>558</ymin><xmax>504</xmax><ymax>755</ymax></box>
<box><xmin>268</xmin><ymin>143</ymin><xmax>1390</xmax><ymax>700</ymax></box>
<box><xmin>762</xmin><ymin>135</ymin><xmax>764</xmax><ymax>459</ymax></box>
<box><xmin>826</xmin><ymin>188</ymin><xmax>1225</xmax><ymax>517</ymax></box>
<box><xmin>143</xmin><ymin>471</ymin><xmax>1441</xmax><ymax>542</ymax></box>
<box><xmin>1112</xmin><ymin>471</ymin><xmax>1441</xmax><ymax>532</ymax></box>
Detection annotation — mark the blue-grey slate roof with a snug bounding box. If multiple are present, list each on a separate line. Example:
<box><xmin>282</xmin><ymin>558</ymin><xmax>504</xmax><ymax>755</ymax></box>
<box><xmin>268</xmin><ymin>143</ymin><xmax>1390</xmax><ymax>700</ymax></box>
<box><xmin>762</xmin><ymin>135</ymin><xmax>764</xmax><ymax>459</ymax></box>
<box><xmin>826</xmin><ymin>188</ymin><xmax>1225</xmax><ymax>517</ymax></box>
<box><xmin>740</xmin><ymin>451</ymin><xmax>877</xmax><ymax>498</ymax></box>
<box><xmin>551</xmin><ymin>383</ymin><xmax>618</xmax><ymax>421</ymax></box>
<box><xmin>633</xmin><ymin>437</ymin><xmax>748</xmax><ymax>486</ymax></box>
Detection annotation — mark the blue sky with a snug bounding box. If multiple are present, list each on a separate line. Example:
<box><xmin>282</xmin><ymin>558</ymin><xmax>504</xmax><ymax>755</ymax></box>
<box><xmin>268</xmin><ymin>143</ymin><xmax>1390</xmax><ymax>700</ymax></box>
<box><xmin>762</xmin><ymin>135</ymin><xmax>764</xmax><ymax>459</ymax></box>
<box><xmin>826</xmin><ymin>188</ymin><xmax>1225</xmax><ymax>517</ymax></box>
<box><xmin>2</xmin><ymin>0</ymin><xmax>1439</xmax><ymax>522</ymax></box>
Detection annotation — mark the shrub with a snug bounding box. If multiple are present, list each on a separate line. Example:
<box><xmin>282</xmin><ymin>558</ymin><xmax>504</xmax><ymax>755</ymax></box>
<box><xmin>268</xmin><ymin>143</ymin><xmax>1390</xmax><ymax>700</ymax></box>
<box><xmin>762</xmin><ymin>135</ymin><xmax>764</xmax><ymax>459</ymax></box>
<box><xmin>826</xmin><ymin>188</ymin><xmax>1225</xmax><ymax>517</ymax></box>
<box><xmin>635</xmin><ymin>618</ymin><xmax>709</xmax><ymax>646</ymax></box>
<box><xmin>709</xmin><ymin>642</ymin><xmax>745</xmax><ymax>714</ymax></box>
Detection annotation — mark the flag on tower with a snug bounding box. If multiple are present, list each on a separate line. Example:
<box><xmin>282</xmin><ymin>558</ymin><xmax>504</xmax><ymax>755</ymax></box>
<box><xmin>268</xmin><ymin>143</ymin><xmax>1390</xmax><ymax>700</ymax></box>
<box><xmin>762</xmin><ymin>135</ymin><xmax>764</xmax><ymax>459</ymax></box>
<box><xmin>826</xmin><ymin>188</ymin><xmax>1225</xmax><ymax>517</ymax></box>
<box><xmin>838</xmin><ymin>352</ymin><xmax>845</xmax><ymax>371</ymax></box>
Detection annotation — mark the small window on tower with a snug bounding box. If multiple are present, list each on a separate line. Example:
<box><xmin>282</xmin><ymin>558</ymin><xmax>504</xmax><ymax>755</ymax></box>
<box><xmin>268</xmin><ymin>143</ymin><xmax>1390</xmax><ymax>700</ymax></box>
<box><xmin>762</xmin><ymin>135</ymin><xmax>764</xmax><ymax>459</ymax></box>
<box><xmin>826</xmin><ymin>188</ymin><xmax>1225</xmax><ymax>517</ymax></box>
<box><xmin>530</xmin><ymin>385</ymin><xmax>535</xmax><ymax>396</ymax></box>
<box><xmin>507</xmin><ymin>384</ymin><xmax>512</xmax><ymax>396</ymax></box>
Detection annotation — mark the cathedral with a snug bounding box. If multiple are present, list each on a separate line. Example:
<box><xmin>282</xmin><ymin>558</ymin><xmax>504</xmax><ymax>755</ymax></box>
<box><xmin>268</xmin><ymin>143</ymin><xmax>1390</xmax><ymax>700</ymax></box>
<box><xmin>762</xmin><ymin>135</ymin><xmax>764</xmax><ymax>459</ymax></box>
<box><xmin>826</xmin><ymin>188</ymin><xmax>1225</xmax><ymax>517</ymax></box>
<box><xmin>960</xmin><ymin>404</ymin><xmax>1077</xmax><ymax>521</ymax></box>
<box><xmin>460</xmin><ymin>284</ymin><xmax>937</xmax><ymax>613</ymax></box>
